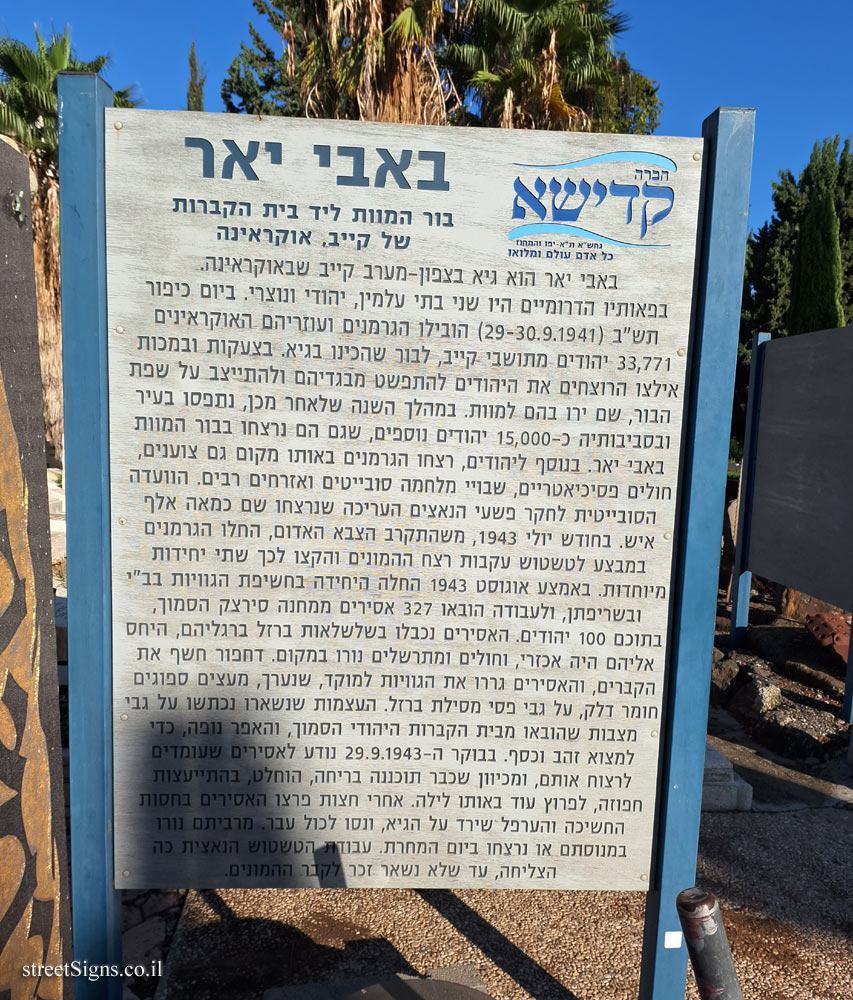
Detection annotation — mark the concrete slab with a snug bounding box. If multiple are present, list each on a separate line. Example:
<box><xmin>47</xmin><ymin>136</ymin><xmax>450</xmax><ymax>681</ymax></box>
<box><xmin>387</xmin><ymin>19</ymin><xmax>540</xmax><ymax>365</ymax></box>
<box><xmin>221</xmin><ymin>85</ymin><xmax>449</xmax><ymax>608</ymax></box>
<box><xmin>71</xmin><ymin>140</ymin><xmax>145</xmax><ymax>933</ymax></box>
<box><xmin>337</xmin><ymin>980</ymin><xmax>491</xmax><ymax>1000</ymax></box>
<box><xmin>47</xmin><ymin>468</ymin><xmax>65</xmax><ymax>516</ymax></box>
<box><xmin>263</xmin><ymin>974</ymin><xmax>491</xmax><ymax>1000</ymax></box>
<box><xmin>263</xmin><ymin>985</ymin><xmax>335</xmax><ymax>1000</ymax></box>
<box><xmin>421</xmin><ymin>968</ymin><xmax>485</xmax><ymax>994</ymax></box>
<box><xmin>50</xmin><ymin>514</ymin><xmax>66</xmax><ymax>564</ymax></box>
<box><xmin>702</xmin><ymin>743</ymin><xmax>753</xmax><ymax>811</ymax></box>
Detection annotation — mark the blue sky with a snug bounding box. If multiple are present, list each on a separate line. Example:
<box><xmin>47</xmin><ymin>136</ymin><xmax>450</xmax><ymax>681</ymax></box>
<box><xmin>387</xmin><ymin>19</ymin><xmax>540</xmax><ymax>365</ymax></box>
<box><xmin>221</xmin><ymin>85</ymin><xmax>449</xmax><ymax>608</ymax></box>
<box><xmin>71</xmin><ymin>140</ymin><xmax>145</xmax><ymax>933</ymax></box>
<box><xmin>4</xmin><ymin>0</ymin><xmax>852</xmax><ymax>231</ymax></box>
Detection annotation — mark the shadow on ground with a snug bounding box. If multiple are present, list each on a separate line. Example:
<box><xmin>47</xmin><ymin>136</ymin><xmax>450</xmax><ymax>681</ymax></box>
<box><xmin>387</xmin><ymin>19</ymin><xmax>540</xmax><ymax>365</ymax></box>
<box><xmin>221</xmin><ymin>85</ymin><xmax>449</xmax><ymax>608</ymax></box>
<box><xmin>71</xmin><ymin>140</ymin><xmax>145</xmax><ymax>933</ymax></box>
<box><xmin>697</xmin><ymin>808</ymin><xmax>853</xmax><ymax>940</ymax></box>
<box><xmin>418</xmin><ymin>890</ymin><xmax>580</xmax><ymax>1000</ymax></box>
<box><xmin>164</xmin><ymin>888</ymin><xmax>589</xmax><ymax>1000</ymax></box>
<box><xmin>163</xmin><ymin>889</ymin><xmax>420</xmax><ymax>1000</ymax></box>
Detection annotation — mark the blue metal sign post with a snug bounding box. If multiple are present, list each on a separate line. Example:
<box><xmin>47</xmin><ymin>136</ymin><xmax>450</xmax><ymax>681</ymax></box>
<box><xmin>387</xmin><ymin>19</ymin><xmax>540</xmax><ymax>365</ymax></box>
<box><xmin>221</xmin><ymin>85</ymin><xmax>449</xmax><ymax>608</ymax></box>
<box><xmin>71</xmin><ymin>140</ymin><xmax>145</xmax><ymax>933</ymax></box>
<box><xmin>58</xmin><ymin>73</ymin><xmax>123</xmax><ymax>1000</ymax></box>
<box><xmin>639</xmin><ymin>107</ymin><xmax>755</xmax><ymax>998</ymax></box>
<box><xmin>58</xmin><ymin>76</ymin><xmax>753</xmax><ymax>998</ymax></box>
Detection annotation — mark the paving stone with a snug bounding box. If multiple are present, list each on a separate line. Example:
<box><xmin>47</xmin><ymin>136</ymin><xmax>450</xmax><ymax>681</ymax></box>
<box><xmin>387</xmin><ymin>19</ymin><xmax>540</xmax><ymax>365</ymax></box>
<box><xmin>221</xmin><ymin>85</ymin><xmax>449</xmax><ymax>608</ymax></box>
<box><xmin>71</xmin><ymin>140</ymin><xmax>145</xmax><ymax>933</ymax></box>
<box><xmin>264</xmin><ymin>976</ymin><xmax>492</xmax><ymax>1000</ymax></box>
<box><xmin>424</xmin><ymin>968</ymin><xmax>485</xmax><ymax>993</ymax></box>
<box><xmin>338</xmin><ymin>980</ymin><xmax>491</xmax><ymax>1000</ymax></box>
<box><xmin>263</xmin><ymin>986</ymin><xmax>333</xmax><ymax>1000</ymax></box>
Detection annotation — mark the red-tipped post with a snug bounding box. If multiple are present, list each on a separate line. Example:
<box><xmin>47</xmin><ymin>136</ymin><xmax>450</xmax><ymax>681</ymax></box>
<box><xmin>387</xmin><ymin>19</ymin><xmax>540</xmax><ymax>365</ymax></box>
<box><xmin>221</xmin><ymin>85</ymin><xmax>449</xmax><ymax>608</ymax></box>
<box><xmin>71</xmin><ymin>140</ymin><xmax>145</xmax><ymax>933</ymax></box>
<box><xmin>676</xmin><ymin>888</ymin><xmax>743</xmax><ymax>1000</ymax></box>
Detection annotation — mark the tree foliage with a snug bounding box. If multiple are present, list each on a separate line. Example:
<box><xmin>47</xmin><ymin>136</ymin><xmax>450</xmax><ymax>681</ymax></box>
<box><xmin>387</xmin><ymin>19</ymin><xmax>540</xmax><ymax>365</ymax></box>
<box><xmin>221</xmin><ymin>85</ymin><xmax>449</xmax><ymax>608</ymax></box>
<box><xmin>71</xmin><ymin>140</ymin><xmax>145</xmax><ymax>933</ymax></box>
<box><xmin>734</xmin><ymin>137</ymin><xmax>853</xmax><ymax>449</ymax></box>
<box><xmin>440</xmin><ymin>0</ymin><xmax>659</xmax><ymax>132</ymax></box>
<box><xmin>222</xmin><ymin>1</ymin><xmax>303</xmax><ymax>116</ymax></box>
<box><xmin>0</xmin><ymin>26</ymin><xmax>139</xmax><ymax>173</ymax></box>
<box><xmin>0</xmin><ymin>26</ymin><xmax>139</xmax><ymax>463</ymax></box>
<box><xmin>222</xmin><ymin>0</ymin><xmax>660</xmax><ymax>131</ymax></box>
<box><xmin>187</xmin><ymin>40</ymin><xmax>206</xmax><ymax>111</ymax></box>
<box><xmin>742</xmin><ymin>138</ymin><xmax>853</xmax><ymax>341</ymax></box>
<box><xmin>582</xmin><ymin>50</ymin><xmax>660</xmax><ymax>135</ymax></box>
<box><xmin>788</xmin><ymin>187</ymin><xmax>844</xmax><ymax>336</ymax></box>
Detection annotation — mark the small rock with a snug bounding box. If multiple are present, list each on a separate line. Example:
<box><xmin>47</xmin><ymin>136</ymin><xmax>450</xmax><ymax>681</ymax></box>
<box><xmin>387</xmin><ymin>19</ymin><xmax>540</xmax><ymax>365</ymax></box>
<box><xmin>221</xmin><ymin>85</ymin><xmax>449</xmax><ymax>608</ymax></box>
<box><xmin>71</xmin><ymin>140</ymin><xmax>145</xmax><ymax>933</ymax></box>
<box><xmin>710</xmin><ymin>656</ymin><xmax>741</xmax><ymax>706</ymax></box>
<box><xmin>778</xmin><ymin>588</ymin><xmax>846</xmax><ymax>624</ymax></box>
<box><xmin>749</xmin><ymin>661</ymin><xmax>773</xmax><ymax>681</ymax></box>
<box><xmin>730</xmin><ymin>677</ymin><xmax>783</xmax><ymax>720</ymax></box>
<box><xmin>753</xmin><ymin>682</ymin><xmax>783</xmax><ymax>713</ymax></box>
<box><xmin>712</xmin><ymin>645</ymin><xmax>725</xmax><ymax>664</ymax></box>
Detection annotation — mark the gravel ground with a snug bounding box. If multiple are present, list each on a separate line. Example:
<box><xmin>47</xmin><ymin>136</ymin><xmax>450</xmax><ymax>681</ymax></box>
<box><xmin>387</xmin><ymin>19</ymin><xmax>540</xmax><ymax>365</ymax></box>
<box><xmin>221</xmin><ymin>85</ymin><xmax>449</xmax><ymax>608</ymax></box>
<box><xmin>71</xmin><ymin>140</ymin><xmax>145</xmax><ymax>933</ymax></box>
<box><xmin>697</xmin><ymin>809</ymin><xmax>853</xmax><ymax>1000</ymax></box>
<box><xmin>154</xmin><ymin>797</ymin><xmax>853</xmax><ymax>1000</ymax></box>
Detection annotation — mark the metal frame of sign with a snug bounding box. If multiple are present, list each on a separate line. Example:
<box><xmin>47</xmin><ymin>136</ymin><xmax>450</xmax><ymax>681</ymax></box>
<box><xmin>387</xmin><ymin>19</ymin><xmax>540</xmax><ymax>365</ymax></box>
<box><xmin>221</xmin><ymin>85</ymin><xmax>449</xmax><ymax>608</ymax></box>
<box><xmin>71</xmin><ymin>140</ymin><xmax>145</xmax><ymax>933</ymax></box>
<box><xmin>58</xmin><ymin>73</ymin><xmax>123</xmax><ymax>994</ymax></box>
<box><xmin>58</xmin><ymin>72</ymin><xmax>753</xmax><ymax>999</ymax></box>
<box><xmin>729</xmin><ymin>332</ymin><xmax>770</xmax><ymax>649</ymax></box>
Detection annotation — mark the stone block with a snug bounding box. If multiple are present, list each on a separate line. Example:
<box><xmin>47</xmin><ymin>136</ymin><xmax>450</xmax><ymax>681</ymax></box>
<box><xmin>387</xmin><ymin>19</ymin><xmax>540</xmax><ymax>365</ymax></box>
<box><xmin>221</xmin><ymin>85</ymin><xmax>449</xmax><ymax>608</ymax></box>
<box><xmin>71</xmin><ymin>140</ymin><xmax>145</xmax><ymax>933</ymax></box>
<box><xmin>702</xmin><ymin>745</ymin><xmax>753</xmax><ymax>812</ymax></box>
<box><xmin>730</xmin><ymin>676</ymin><xmax>782</xmax><ymax>720</ymax></box>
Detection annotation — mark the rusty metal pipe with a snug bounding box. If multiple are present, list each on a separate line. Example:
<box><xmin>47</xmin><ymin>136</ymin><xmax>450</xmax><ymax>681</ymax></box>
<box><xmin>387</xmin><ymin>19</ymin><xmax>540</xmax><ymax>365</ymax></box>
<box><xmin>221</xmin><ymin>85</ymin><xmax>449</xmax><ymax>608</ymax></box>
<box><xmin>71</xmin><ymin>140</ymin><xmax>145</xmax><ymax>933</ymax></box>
<box><xmin>676</xmin><ymin>888</ymin><xmax>743</xmax><ymax>1000</ymax></box>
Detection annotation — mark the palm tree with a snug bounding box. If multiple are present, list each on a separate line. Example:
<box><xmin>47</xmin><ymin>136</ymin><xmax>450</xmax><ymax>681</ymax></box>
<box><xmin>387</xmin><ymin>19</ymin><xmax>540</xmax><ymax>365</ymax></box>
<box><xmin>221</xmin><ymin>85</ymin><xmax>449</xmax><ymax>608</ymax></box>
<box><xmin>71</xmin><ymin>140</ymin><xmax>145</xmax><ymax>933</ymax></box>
<box><xmin>251</xmin><ymin>0</ymin><xmax>455</xmax><ymax>124</ymax></box>
<box><xmin>0</xmin><ymin>27</ymin><xmax>138</xmax><ymax>464</ymax></box>
<box><xmin>439</xmin><ymin>0</ymin><xmax>654</xmax><ymax>131</ymax></box>
<box><xmin>225</xmin><ymin>0</ymin><xmax>657</xmax><ymax>133</ymax></box>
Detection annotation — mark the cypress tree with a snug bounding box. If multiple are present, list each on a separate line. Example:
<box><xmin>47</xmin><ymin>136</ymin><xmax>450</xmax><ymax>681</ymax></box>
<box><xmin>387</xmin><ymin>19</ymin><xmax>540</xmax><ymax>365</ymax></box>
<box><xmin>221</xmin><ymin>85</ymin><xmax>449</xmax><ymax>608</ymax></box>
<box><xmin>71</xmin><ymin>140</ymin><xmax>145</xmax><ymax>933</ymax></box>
<box><xmin>187</xmin><ymin>41</ymin><xmax>206</xmax><ymax>111</ymax></box>
<box><xmin>733</xmin><ymin>137</ymin><xmax>853</xmax><ymax>452</ymax></box>
<box><xmin>788</xmin><ymin>187</ymin><xmax>845</xmax><ymax>335</ymax></box>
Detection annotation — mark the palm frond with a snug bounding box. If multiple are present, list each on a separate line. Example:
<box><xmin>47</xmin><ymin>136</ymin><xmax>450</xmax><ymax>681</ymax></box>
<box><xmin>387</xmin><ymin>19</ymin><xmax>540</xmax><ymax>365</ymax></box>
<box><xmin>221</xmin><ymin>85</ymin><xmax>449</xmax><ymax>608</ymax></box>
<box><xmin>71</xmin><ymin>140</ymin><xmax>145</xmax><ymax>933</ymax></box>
<box><xmin>469</xmin><ymin>69</ymin><xmax>502</xmax><ymax>85</ymax></box>
<box><xmin>21</xmin><ymin>81</ymin><xmax>57</xmax><ymax>117</ymax></box>
<box><xmin>470</xmin><ymin>0</ymin><xmax>527</xmax><ymax>38</ymax></box>
<box><xmin>0</xmin><ymin>28</ymin><xmax>138</xmax><ymax>161</ymax></box>
<box><xmin>0</xmin><ymin>104</ymin><xmax>32</xmax><ymax>147</ymax></box>
<box><xmin>437</xmin><ymin>43</ymin><xmax>487</xmax><ymax>72</ymax></box>
<box><xmin>45</xmin><ymin>31</ymin><xmax>70</xmax><ymax>72</ymax></box>
<box><xmin>387</xmin><ymin>6</ymin><xmax>423</xmax><ymax>46</ymax></box>
<box><xmin>0</xmin><ymin>41</ymin><xmax>54</xmax><ymax>88</ymax></box>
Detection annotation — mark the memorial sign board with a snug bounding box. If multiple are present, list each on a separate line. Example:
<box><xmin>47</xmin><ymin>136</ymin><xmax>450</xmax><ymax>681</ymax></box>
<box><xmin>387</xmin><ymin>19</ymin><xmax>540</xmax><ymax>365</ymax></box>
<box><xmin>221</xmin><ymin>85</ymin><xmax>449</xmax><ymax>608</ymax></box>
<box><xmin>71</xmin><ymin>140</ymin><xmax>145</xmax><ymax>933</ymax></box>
<box><xmin>104</xmin><ymin>111</ymin><xmax>704</xmax><ymax>890</ymax></box>
<box><xmin>747</xmin><ymin>327</ymin><xmax>853</xmax><ymax>611</ymax></box>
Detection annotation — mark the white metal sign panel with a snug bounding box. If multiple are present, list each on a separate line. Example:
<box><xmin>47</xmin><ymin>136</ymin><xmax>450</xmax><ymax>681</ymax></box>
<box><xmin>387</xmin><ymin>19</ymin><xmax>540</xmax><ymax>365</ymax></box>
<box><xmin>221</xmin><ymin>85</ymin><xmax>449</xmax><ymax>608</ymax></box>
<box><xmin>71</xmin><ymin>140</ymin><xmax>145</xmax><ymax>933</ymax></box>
<box><xmin>105</xmin><ymin>108</ymin><xmax>703</xmax><ymax>889</ymax></box>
